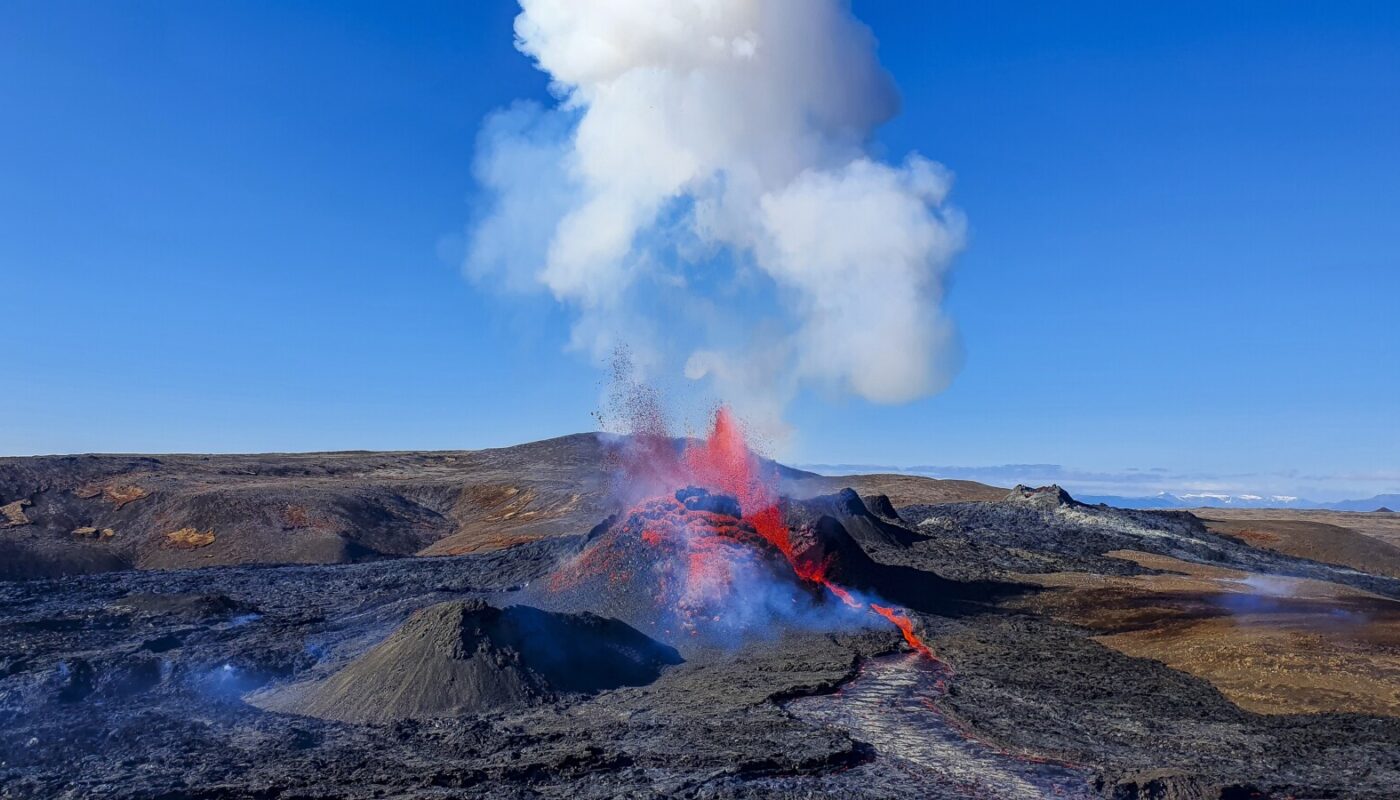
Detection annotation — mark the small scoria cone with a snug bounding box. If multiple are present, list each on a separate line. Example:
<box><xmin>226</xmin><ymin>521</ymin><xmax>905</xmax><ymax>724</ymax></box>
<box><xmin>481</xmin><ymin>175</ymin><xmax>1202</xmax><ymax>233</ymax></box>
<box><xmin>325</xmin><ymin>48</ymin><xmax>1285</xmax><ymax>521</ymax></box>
<box><xmin>251</xmin><ymin>600</ymin><xmax>682</xmax><ymax>723</ymax></box>
<box><xmin>1004</xmin><ymin>484</ymin><xmax>1078</xmax><ymax>509</ymax></box>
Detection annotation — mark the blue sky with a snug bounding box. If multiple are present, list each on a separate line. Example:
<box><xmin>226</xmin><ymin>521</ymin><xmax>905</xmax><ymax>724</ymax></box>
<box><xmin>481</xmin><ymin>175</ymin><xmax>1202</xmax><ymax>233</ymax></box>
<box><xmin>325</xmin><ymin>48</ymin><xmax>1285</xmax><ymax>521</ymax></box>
<box><xmin>3</xmin><ymin>1</ymin><xmax>1397</xmax><ymax>500</ymax></box>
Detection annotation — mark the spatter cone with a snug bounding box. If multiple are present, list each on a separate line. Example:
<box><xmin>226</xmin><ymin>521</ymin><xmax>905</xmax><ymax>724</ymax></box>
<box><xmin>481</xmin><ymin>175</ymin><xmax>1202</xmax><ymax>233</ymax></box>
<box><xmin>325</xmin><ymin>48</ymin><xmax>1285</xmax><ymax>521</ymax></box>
<box><xmin>542</xmin><ymin>488</ymin><xmax>847</xmax><ymax>646</ymax></box>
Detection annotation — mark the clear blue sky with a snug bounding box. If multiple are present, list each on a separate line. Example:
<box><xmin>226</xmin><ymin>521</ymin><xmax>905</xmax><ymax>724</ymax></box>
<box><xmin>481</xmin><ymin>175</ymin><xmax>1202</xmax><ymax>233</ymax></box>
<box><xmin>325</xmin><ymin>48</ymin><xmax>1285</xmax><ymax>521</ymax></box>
<box><xmin>3</xmin><ymin>1</ymin><xmax>1397</xmax><ymax>499</ymax></box>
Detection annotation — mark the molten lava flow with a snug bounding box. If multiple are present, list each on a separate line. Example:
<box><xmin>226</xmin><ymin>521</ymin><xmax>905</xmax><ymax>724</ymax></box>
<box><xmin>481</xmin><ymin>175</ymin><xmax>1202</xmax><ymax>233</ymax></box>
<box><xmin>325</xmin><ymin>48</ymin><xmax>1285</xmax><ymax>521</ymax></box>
<box><xmin>573</xmin><ymin>403</ymin><xmax>937</xmax><ymax>656</ymax></box>
<box><xmin>871</xmin><ymin>604</ymin><xmax>934</xmax><ymax>659</ymax></box>
<box><xmin>683</xmin><ymin>408</ymin><xmax>797</xmax><ymax>560</ymax></box>
<box><xmin>675</xmin><ymin>407</ymin><xmax>935</xmax><ymax>655</ymax></box>
<box><xmin>681</xmin><ymin>409</ymin><xmax>841</xmax><ymax>592</ymax></box>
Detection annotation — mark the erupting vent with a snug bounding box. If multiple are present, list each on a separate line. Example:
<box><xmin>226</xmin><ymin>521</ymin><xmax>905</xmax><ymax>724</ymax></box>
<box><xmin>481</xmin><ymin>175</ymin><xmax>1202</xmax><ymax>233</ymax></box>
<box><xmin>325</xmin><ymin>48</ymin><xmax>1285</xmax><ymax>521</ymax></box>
<box><xmin>548</xmin><ymin>407</ymin><xmax>933</xmax><ymax>653</ymax></box>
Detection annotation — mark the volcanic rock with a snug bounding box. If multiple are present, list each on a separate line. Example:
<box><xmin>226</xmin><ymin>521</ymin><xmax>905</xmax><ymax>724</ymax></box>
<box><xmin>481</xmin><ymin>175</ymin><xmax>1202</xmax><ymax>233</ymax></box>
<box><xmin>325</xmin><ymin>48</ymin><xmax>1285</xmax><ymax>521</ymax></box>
<box><xmin>676</xmin><ymin>486</ymin><xmax>742</xmax><ymax>517</ymax></box>
<box><xmin>0</xmin><ymin>440</ymin><xmax>622</xmax><ymax>577</ymax></box>
<box><xmin>788</xmin><ymin>499</ymin><xmax>1021</xmax><ymax>615</ymax></box>
<box><xmin>4</xmin><ymin>489</ymin><xmax>1400</xmax><ymax>798</ymax></box>
<box><xmin>9</xmin><ymin>441</ymin><xmax>1400</xmax><ymax>799</ymax></box>
<box><xmin>787</xmin><ymin>488</ymin><xmax>926</xmax><ymax>548</ymax></box>
<box><xmin>1005</xmin><ymin>483</ymin><xmax>1078</xmax><ymax>509</ymax></box>
<box><xmin>254</xmin><ymin>600</ymin><xmax>680</xmax><ymax>723</ymax></box>
<box><xmin>113</xmin><ymin>592</ymin><xmax>253</xmax><ymax>620</ymax></box>
<box><xmin>0</xmin><ymin>539</ymin><xmax>131</xmax><ymax>581</ymax></box>
<box><xmin>1094</xmin><ymin>769</ymin><xmax>1261</xmax><ymax>800</ymax></box>
<box><xmin>865</xmin><ymin>493</ymin><xmax>902</xmax><ymax>522</ymax></box>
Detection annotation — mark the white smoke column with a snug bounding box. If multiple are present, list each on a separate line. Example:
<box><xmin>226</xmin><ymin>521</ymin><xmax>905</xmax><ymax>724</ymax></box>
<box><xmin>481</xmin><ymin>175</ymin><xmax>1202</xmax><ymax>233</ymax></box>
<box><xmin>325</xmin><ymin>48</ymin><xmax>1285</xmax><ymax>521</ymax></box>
<box><xmin>467</xmin><ymin>0</ymin><xmax>966</xmax><ymax>434</ymax></box>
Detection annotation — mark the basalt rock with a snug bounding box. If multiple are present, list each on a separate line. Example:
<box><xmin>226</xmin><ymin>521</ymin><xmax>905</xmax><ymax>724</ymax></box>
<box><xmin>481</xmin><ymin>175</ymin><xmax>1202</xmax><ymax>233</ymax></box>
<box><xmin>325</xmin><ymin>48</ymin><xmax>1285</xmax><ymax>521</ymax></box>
<box><xmin>113</xmin><ymin>592</ymin><xmax>252</xmax><ymax>621</ymax></box>
<box><xmin>787</xmin><ymin>488</ymin><xmax>927</xmax><ymax>549</ymax></box>
<box><xmin>1005</xmin><ymin>483</ymin><xmax>1079</xmax><ymax>509</ymax></box>
<box><xmin>1094</xmin><ymin>769</ymin><xmax>1264</xmax><ymax>800</ymax></box>
<box><xmin>787</xmin><ymin>498</ymin><xmax>1026</xmax><ymax>615</ymax></box>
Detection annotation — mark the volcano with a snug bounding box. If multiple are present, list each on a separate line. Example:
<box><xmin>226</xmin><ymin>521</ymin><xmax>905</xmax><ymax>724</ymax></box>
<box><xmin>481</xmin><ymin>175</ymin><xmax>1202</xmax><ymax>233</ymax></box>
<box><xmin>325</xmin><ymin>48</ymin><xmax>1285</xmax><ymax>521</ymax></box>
<box><xmin>534</xmin><ymin>407</ymin><xmax>952</xmax><ymax>652</ymax></box>
<box><xmin>541</xmin><ymin>487</ymin><xmax>850</xmax><ymax>646</ymax></box>
<box><xmin>6</xmin><ymin>426</ymin><xmax>1400</xmax><ymax>799</ymax></box>
<box><xmin>4</xmin><ymin>441</ymin><xmax>1400</xmax><ymax>799</ymax></box>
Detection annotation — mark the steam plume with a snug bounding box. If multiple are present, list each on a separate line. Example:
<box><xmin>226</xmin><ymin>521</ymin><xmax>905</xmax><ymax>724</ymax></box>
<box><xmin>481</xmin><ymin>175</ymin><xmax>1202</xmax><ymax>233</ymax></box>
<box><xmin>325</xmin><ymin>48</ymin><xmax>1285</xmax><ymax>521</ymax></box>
<box><xmin>466</xmin><ymin>0</ymin><xmax>966</xmax><ymax>434</ymax></box>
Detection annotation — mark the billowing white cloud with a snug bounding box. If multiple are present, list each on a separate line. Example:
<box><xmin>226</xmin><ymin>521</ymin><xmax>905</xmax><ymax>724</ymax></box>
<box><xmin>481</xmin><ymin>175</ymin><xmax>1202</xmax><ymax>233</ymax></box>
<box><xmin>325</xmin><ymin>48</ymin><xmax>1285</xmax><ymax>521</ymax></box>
<box><xmin>466</xmin><ymin>0</ymin><xmax>966</xmax><ymax>434</ymax></box>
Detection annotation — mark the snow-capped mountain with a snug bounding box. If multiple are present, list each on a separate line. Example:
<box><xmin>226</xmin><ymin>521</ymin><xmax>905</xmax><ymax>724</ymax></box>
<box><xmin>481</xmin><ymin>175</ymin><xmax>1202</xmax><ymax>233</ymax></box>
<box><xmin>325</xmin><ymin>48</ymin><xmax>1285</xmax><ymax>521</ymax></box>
<box><xmin>1076</xmin><ymin>492</ymin><xmax>1310</xmax><ymax>509</ymax></box>
<box><xmin>1078</xmin><ymin>492</ymin><xmax>1400</xmax><ymax>511</ymax></box>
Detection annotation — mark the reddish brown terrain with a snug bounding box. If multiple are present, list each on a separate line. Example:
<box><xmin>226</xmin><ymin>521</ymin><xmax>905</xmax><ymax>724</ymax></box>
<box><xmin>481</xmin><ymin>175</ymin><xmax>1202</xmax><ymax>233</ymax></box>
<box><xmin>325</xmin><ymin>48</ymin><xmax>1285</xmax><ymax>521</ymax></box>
<box><xmin>1194</xmin><ymin>507</ymin><xmax>1400</xmax><ymax>560</ymax></box>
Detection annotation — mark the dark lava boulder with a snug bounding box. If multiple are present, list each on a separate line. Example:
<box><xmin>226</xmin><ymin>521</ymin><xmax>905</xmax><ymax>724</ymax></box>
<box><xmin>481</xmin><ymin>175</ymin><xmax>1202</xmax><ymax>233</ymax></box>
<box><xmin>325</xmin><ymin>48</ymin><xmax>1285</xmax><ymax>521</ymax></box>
<box><xmin>865</xmin><ymin>493</ymin><xmax>902</xmax><ymax>522</ymax></box>
<box><xmin>1095</xmin><ymin>769</ymin><xmax>1263</xmax><ymax>800</ymax></box>
<box><xmin>1004</xmin><ymin>484</ymin><xmax>1079</xmax><ymax>509</ymax></box>
<box><xmin>253</xmin><ymin>600</ymin><xmax>680</xmax><ymax>723</ymax></box>
<box><xmin>675</xmin><ymin>486</ymin><xmax>742</xmax><ymax>517</ymax></box>
<box><xmin>788</xmin><ymin>501</ymin><xmax>1026</xmax><ymax>616</ymax></box>
<box><xmin>113</xmin><ymin>592</ymin><xmax>253</xmax><ymax>620</ymax></box>
<box><xmin>786</xmin><ymin>489</ymin><xmax>926</xmax><ymax>548</ymax></box>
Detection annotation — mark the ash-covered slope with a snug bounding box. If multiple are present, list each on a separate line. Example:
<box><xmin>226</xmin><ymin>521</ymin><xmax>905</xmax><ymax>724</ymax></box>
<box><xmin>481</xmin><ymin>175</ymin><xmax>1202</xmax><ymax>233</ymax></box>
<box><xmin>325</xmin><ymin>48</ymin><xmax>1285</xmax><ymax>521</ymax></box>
<box><xmin>253</xmin><ymin>599</ymin><xmax>680</xmax><ymax>723</ymax></box>
<box><xmin>784</xmin><ymin>490</ymin><xmax>1026</xmax><ymax>616</ymax></box>
<box><xmin>787</xmin><ymin>488</ymin><xmax>926</xmax><ymax>548</ymax></box>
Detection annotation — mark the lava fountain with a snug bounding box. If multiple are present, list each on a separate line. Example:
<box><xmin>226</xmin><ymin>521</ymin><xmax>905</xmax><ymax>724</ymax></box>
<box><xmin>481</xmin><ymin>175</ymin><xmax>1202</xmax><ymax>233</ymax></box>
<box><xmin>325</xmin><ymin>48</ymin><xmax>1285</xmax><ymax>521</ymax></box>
<box><xmin>552</xmin><ymin>405</ymin><xmax>934</xmax><ymax>654</ymax></box>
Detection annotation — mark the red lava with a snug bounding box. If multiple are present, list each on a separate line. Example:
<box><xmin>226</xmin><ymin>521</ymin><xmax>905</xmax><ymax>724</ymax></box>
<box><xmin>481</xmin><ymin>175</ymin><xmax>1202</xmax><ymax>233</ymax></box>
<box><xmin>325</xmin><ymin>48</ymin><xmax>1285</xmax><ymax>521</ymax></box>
<box><xmin>871</xmin><ymin>604</ymin><xmax>935</xmax><ymax>658</ymax></box>
<box><xmin>572</xmin><ymin>404</ymin><xmax>938</xmax><ymax>657</ymax></box>
<box><xmin>682</xmin><ymin>408</ymin><xmax>937</xmax><ymax>655</ymax></box>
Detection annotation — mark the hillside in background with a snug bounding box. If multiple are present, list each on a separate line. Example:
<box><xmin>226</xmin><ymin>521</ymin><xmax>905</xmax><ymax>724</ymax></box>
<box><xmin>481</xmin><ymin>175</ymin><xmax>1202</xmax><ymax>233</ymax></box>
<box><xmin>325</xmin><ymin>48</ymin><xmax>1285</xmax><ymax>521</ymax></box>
<box><xmin>0</xmin><ymin>435</ymin><xmax>1003</xmax><ymax>580</ymax></box>
<box><xmin>1078</xmin><ymin>492</ymin><xmax>1400</xmax><ymax>512</ymax></box>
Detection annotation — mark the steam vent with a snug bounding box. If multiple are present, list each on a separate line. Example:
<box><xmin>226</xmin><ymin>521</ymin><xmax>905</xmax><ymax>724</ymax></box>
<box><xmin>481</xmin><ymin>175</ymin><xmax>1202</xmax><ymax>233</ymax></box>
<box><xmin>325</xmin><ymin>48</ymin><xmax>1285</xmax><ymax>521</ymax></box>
<box><xmin>253</xmin><ymin>600</ymin><xmax>681</xmax><ymax>723</ymax></box>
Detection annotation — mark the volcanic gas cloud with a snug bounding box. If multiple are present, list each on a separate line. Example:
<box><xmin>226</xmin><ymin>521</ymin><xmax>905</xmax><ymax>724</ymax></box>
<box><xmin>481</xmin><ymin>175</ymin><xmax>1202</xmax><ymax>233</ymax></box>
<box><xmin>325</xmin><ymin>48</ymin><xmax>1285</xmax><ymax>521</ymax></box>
<box><xmin>550</xmin><ymin>406</ymin><xmax>933</xmax><ymax>653</ymax></box>
<box><xmin>465</xmin><ymin>0</ymin><xmax>966</xmax><ymax>436</ymax></box>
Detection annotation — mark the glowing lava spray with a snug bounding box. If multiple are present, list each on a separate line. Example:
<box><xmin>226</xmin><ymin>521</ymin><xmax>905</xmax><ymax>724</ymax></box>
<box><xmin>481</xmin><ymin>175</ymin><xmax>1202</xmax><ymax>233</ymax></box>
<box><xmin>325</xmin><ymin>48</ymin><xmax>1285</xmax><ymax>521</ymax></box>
<box><xmin>618</xmin><ymin>405</ymin><xmax>935</xmax><ymax>656</ymax></box>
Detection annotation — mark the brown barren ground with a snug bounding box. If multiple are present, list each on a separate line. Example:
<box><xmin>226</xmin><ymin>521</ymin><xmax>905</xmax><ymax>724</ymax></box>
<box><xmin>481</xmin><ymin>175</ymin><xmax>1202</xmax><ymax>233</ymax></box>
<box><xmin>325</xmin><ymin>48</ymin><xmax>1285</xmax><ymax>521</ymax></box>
<box><xmin>165</xmin><ymin>527</ymin><xmax>217</xmax><ymax>549</ymax></box>
<box><xmin>783</xmin><ymin>473</ymin><xmax>1004</xmax><ymax>506</ymax></box>
<box><xmin>1015</xmin><ymin>550</ymin><xmax>1400</xmax><ymax>717</ymax></box>
<box><xmin>1194</xmin><ymin>508</ymin><xmax>1400</xmax><ymax>549</ymax></box>
<box><xmin>1195</xmin><ymin>514</ymin><xmax>1400</xmax><ymax>579</ymax></box>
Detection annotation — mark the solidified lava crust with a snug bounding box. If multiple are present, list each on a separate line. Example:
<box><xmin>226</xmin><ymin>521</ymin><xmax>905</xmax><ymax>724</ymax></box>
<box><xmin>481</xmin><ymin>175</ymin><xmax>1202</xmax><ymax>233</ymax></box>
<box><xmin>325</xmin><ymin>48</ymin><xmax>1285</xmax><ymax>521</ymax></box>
<box><xmin>3</xmin><ymin>441</ymin><xmax>1400</xmax><ymax>798</ymax></box>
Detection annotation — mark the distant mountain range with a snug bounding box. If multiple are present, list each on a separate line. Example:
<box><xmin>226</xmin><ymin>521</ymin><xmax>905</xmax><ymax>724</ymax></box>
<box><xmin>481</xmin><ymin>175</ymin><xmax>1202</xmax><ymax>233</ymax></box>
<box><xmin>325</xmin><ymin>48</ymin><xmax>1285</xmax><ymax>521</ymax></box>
<box><xmin>1076</xmin><ymin>492</ymin><xmax>1400</xmax><ymax>512</ymax></box>
<box><xmin>798</xmin><ymin>462</ymin><xmax>1398</xmax><ymax>513</ymax></box>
